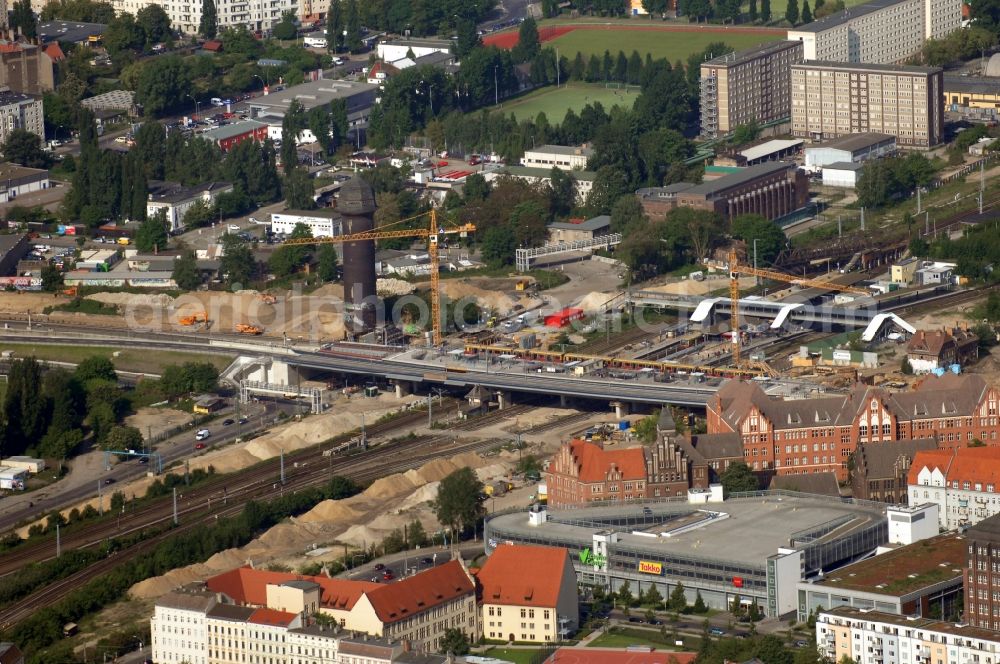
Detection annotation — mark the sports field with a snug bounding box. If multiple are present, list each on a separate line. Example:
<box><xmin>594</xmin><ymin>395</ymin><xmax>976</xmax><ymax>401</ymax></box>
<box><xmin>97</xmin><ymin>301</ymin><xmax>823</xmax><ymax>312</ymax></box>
<box><xmin>496</xmin><ymin>83</ymin><xmax>638</xmax><ymax>122</ymax></box>
<box><xmin>547</xmin><ymin>27</ymin><xmax>783</xmax><ymax>61</ymax></box>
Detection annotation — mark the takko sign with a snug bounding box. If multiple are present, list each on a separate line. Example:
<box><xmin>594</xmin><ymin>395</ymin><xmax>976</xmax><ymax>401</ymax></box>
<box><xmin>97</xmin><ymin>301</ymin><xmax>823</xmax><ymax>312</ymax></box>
<box><xmin>638</xmin><ymin>561</ymin><xmax>663</xmax><ymax>575</ymax></box>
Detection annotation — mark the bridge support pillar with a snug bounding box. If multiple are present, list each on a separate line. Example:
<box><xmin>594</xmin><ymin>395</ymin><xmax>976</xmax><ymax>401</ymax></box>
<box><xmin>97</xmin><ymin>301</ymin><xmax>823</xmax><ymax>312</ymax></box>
<box><xmin>559</xmin><ymin>394</ymin><xmax>568</xmax><ymax>408</ymax></box>
<box><xmin>393</xmin><ymin>380</ymin><xmax>411</xmax><ymax>399</ymax></box>
<box><xmin>497</xmin><ymin>391</ymin><xmax>513</xmax><ymax>410</ymax></box>
<box><xmin>611</xmin><ymin>401</ymin><xmax>630</xmax><ymax>418</ymax></box>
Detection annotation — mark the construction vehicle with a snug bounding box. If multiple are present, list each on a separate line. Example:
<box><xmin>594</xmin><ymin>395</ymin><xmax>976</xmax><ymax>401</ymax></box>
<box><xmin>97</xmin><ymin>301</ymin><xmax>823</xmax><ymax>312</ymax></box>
<box><xmin>258</xmin><ymin>293</ymin><xmax>277</xmax><ymax>305</ymax></box>
<box><xmin>178</xmin><ymin>311</ymin><xmax>208</xmax><ymax>326</ymax></box>
<box><xmin>282</xmin><ymin>208</ymin><xmax>475</xmax><ymax>344</ymax></box>
<box><xmin>236</xmin><ymin>323</ymin><xmax>263</xmax><ymax>335</ymax></box>
<box><xmin>60</xmin><ymin>286</ymin><xmax>78</xmax><ymax>298</ymax></box>
<box><xmin>515</xmin><ymin>279</ymin><xmax>529</xmax><ymax>291</ymax></box>
<box><xmin>717</xmin><ymin>247</ymin><xmax>871</xmax><ymax>367</ymax></box>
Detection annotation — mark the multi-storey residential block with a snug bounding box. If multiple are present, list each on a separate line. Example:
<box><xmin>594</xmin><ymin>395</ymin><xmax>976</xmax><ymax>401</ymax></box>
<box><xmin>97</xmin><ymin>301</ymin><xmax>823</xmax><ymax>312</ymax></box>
<box><xmin>816</xmin><ymin>607</ymin><xmax>1000</xmax><ymax>664</ymax></box>
<box><xmin>787</xmin><ymin>0</ymin><xmax>961</xmax><ymax>64</ymax></box>
<box><xmin>475</xmin><ymin>545</ymin><xmax>579</xmax><ymax>643</ymax></box>
<box><xmin>707</xmin><ymin>374</ymin><xmax>1000</xmax><ymax>481</ymax></box>
<box><xmin>699</xmin><ymin>40</ymin><xmax>804</xmax><ymax>138</ymax></box>
<box><xmin>108</xmin><ymin>0</ymin><xmax>297</xmax><ymax>35</ymax></box>
<box><xmin>791</xmin><ymin>62</ymin><xmax>944</xmax><ymax>148</ymax></box>
<box><xmin>964</xmin><ymin>514</ymin><xmax>1000</xmax><ymax>629</ymax></box>
<box><xmin>907</xmin><ymin>447</ymin><xmax>1000</xmax><ymax>529</ymax></box>
<box><xmin>0</xmin><ymin>92</ymin><xmax>42</xmax><ymax>144</ymax></box>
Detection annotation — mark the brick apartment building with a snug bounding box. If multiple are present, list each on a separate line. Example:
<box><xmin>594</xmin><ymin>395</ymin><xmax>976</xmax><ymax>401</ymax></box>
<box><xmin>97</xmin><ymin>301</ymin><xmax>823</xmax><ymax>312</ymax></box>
<box><xmin>637</xmin><ymin>161</ymin><xmax>810</xmax><ymax>221</ymax></box>
<box><xmin>850</xmin><ymin>438</ymin><xmax>937</xmax><ymax>504</ymax></box>
<box><xmin>963</xmin><ymin>514</ymin><xmax>1000</xmax><ymax>630</ymax></box>
<box><xmin>906</xmin><ymin>327</ymin><xmax>979</xmax><ymax>373</ymax></box>
<box><xmin>707</xmin><ymin>374</ymin><xmax>1000</xmax><ymax>482</ymax></box>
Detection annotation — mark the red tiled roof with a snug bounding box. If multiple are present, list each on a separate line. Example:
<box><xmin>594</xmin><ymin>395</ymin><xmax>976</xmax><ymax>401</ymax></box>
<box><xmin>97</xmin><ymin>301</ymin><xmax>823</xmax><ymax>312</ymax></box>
<box><xmin>368</xmin><ymin>61</ymin><xmax>400</xmax><ymax>79</ymax></box>
<box><xmin>545</xmin><ymin>648</ymin><xmax>698</xmax><ymax>663</ymax></box>
<box><xmin>907</xmin><ymin>449</ymin><xmax>955</xmax><ymax>486</ymax></box>
<box><xmin>202</xmin><ymin>40</ymin><xmax>222</xmax><ymax>51</ymax></box>
<box><xmin>44</xmin><ymin>43</ymin><xmax>65</xmax><ymax>61</ymax></box>
<box><xmin>249</xmin><ymin>608</ymin><xmax>297</xmax><ymax>626</ymax></box>
<box><xmin>909</xmin><ymin>447</ymin><xmax>1000</xmax><ymax>488</ymax></box>
<box><xmin>364</xmin><ymin>559</ymin><xmax>474</xmax><ymax>624</ymax></box>
<box><xmin>567</xmin><ymin>440</ymin><xmax>646</xmax><ymax>483</ymax></box>
<box><xmin>205</xmin><ymin>567</ymin><xmax>377</xmax><ymax>611</ymax></box>
<box><xmin>475</xmin><ymin>544</ymin><xmax>570</xmax><ymax>608</ymax></box>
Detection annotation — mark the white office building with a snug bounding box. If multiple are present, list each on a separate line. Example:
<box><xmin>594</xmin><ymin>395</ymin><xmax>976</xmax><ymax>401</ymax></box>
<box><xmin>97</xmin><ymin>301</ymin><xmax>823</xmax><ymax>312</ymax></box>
<box><xmin>787</xmin><ymin>0</ymin><xmax>962</xmax><ymax>64</ymax></box>
<box><xmin>908</xmin><ymin>447</ymin><xmax>1000</xmax><ymax>530</ymax></box>
<box><xmin>150</xmin><ymin>592</ymin><xmax>216</xmax><ymax>664</ymax></box>
<box><xmin>520</xmin><ymin>145</ymin><xmax>593</xmax><ymax>171</ymax></box>
<box><xmin>110</xmin><ymin>0</ymin><xmax>297</xmax><ymax>35</ymax></box>
<box><xmin>146</xmin><ymin>181</ymin><xmax>234</xmax><ymax>233</ymax></box>
<box><xmin>270</xmin><ymin>209</ymin><xmax>343</xmax><ymax>238</ymax></box>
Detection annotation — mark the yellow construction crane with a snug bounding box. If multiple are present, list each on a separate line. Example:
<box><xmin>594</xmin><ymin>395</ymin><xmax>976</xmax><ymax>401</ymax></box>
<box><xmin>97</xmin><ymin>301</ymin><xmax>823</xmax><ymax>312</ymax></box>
<box><xmin>283</xmin><ymin>208</ymin><xmax>474</xmax><ymax>345</ymax></box>
<box><xmin>721</xmin><ymin>248</ymin><xmax>871</xmax><ymax>367</ymax></box>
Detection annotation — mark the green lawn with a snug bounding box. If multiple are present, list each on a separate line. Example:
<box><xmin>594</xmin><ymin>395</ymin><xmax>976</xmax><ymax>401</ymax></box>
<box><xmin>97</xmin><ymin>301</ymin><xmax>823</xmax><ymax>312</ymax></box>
<box><xmin>495</xmin><ymin>83</ymin><xmax>638</xmax><ymax>122</ymax></box>
<box><xmin>0</xmin><ymin>343</ymin><xmax>234</xmax><ymax>375</ymax></box>
<box><xmin>484</xmin><ymin>647</ymin><xmax>545</xmax><ymax>664</ymax></box>
<box><xmin>587</xmin><ymin>627</ymin><xmax>680</xmax><ymax>650</ymax></box>
<box><xmin>745</xmin><ymin>0</ymin><xmax>871</xmax><ymax>26</ymax></box>
<box><xmin>548</xmin><ymin>28</ymin><xmax>782</xmax><ymax>62</ymax></box>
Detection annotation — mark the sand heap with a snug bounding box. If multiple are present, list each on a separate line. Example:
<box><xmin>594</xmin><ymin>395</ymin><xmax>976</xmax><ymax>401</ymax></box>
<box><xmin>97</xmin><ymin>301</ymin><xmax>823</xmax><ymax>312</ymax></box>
<box><xmin>439</xmin><ymin>281</ymin><xmax>515</xmax><ymax>312</ymax></box>
<box><xmin>377</xmin><ymin>278</ymin><xmax>416</xmax><ymax>297</ymax></box>
<box><xmin>128</xmin><ymin>449</ymin><xmax>514</xmax><ymax>601</ymax></box>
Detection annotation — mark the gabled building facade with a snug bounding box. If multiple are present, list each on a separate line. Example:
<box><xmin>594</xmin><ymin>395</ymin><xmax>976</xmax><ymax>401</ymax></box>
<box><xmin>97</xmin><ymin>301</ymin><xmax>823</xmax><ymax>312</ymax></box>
<box><xmin>544</xmin><ymin>440</ymin><xmax>647</xmax><ymax>507</ymax></box>
<box><xmin>907</xmin><ymin>447</ymin><xmax>1000</xmax><ymax>529</ymax></box>
<box><xmin>708</xmin><ymin>374</ymin><xmax>1000</xmax><ymax>481</ymax></box>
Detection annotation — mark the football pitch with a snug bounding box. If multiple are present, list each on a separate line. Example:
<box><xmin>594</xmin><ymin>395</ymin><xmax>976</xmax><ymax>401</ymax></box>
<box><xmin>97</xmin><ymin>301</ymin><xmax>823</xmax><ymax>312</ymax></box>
<box><xmin>494</xmin><ymin>83</ymin><xmax>639</xmax><ymax>122</ymax></box>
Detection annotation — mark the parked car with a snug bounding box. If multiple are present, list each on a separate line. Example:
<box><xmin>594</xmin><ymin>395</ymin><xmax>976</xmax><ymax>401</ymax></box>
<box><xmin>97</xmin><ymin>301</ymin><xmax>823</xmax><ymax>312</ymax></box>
<box><xmin>195</xmin><ymin>442</ymin><xmax>206</xmax><ymax>449</ymax></box>
<box><xmin>223</xmin><ymin>418</ymin><xmax>234</xmax><ymax>426</ymax></box>
<box><xmin>709</xmin><ymin>628</ymin><xmax>726</xmax><ymax>636</ymax></box>
<box><xmin>104</xmin><ymin>478</ymin><xmax>115</xmax><ymax>485</ymax></box>
<box><xmin>228</xmin><ymin>224</ymin><xmax>240</xmax><ymax>231</ymax></box>
<box><xmin>382</xmin><ymin>570</ymin><xmax>394</xmax><ymax>580</ymax></box>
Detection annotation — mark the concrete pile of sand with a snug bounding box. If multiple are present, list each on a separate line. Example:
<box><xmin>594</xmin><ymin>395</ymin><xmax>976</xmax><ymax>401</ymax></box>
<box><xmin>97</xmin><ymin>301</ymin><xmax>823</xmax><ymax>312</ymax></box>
<box><xmin>337</xmin><ymin>524</ymin><xmax>382</xmax><ymax>548</ymax></box>
<box><xmin>87</xmin><ymin>292</ymin><xmax>174</xmax><ymax>308</ymax></box>
<box><xmin>130</xmin><ymin>565</ymin><xmax>209</xmax><ymax>599</ymax></box>
<box><xmin>395</xmin><ymin>482</ymin><xmax>439</xmax><ymax>512</ymax></box>
<box><xmin>297</xmin><ymin>500</ymin><xmax>363</xmax><ymax>525</ymax></box>
<box><xmin>452</xmin><ymin>451</ymin><xmax>490</xmax><ymax>469</ymax></box>
<box><xmin>256</xmin><ymin>522</ymin><xmax>315</xmax><ymax>550</ymax></box>
<box><xmin>377</xmin><ymin>278</ymin><xmax>416</xmax><ymax>297</ymax></box>
<box><xmin>475</xmin><ymin>463</ymin><xmax>510</xmax><ymax>483</ymax></box>
<box><xmin>577</xmin><ymin>291</ymin><xmax>616</xmax><ymax>313</ymax></box>
<box><xmin>440</xmin><ymin>281</ymin><xmax>513</xmax><ymax>312</ymax></box>
<box><xmin>414</xmin><ymin>458</ymin><xmax>458</xmax><ymax>483</ymax></box>
<box><xmin>364</xmin><ymin>474</ymin><xmax>418</xmax><ymax>500</ymax></box>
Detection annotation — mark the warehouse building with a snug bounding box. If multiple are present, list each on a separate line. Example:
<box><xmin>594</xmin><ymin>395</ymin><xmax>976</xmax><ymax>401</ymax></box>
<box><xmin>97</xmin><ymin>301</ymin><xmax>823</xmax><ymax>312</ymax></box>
<box><xmin>484</xmin><ymin>493</ymin><xmax>887</xmax><ymax>618</ymax></box>
<box><xmin>270</xmin><ymin>209</ymin><xmax>343</xmax><ymax>238</ymax></box>
<box><xmin>797</xmin><ymin>526</ymin><xmax>963</xmax><ymax>622</ymax></box>
<box><xmin>804</xmin><ymin>133</ymin><xmax>897</xmax><ymax>172</ymax></box>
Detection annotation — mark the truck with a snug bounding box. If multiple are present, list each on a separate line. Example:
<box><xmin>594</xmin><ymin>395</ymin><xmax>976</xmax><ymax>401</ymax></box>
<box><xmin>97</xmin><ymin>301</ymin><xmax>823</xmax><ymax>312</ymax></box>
<box><xmin>304</xmin><ymin>36</ymin><xmax>327</xmax><ymax>48</ymax></box>
<box><xmin>236</xmin><ymin>323</ymin><xmax>263</xmax><ymax>335</ymax></box>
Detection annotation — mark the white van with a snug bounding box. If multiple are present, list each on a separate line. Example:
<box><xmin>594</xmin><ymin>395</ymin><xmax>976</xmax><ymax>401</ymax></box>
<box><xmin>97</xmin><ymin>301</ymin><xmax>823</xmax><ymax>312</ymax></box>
<box><xmin>304</xmin><ymin>36</ymin><xmax>327</xmax><ymax>48</ymax></box>
<box><xmin>195</xmin><ymin>429</ymin><xmax>211</xmax><ymax>441</ymax></box>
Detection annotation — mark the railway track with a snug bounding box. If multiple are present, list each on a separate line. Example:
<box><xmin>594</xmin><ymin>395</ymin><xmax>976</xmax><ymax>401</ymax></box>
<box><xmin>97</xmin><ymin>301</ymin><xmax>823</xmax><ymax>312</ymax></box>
<box><xmin>448</xmin><ymin>404</ymin><xmax>533</xmax><ymax>432</ymax></box>
<box><xmin>573</xmin><ymin>325</ymin><xmax>655</xmax><ymax>357</ymax></box>
<box><xmin>526</xmin><ymin>411</ymin><xmax>596</xmax><ymax>434</ymax></box>
<box><xmin>0</xmin><ymin>399</ymin><xmax>461</xmax><ymax>577</ymax></box>
<box><xmin>0</xmin><ymin>431</ymin><xmax>505</xmax><ymax>629</ymax></box>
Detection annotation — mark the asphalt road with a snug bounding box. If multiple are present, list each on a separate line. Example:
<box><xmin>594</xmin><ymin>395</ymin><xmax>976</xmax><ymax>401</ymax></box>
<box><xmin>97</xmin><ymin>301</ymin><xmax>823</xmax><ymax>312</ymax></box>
<box><xmin>0</xmin><ymin>401</ymin><xmax>276</xmax><ymax>532</ymax></box>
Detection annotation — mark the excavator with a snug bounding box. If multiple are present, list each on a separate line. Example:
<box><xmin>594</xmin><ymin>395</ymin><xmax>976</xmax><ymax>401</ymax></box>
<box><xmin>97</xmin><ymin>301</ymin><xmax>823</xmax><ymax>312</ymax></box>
<box><xmin>178</xmin><ymin>311</ymin><xmax>208</xmax><ymax>326</ymax></box>
<box><xmin>235</xmin><ymin>323</ymin><xmax>263</xmax><ymax>335</ymax></box>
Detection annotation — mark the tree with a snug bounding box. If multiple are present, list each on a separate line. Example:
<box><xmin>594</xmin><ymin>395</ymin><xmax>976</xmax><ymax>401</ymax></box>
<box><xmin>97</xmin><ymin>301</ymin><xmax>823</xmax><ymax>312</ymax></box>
<box><xmin>281</xmin><ymin>100</ymin><xmax>307</xmax><ymax>174</ymax></box>
<box><xmin>327</xmin><ymin>475</ymin><xmax>360</xmax><ymax>499</ymax></box>
<box><xmin>454</xmin><ymin>18</ymin><xmax>480</xmax><ymax>58</ymax></box>
<box><xmin>272</xmin><ymin>10</ymin><xmax>297</xmax><ymax>40</ymax></box>
<box><xmin>643</xmin><ymin>583</ymin><xmax>663</xmax><ymax>608</ymax></box>
<box><xmin>756</xmin><ymin>634</ymin><xmax>793</xmax><ymax>664</ymax></box>
<box><xmin>284</xmin><ymin>168</ymin><xmax>316</xmax><ymax>209</ymax></box>
<box><xmin>199</xmin><ymin>0</ymin><xmax>217</xmax><ymax>38</ymax></box>
<box><xmin>316</xmin><ymin>244</ymin><xmax>338</xmax><ymax>282</ymax></box>
<box><xmin>2</xmin><ymin>129</ymin><xmax>50</xmax><ymax>168</ymax></box>
<box><xmin>731</xmin><ymin>214</ymin><xmax>787</xmax><ymax>265</ymax></box>
<box><xmin>135</xmin><ymin>56</ymin><xmax>192</xmax><ymax>117</ymax></box>
<box><xmin>514</xmin><ymin>16</ymin><xmax>541</xmax><ymax>63</ymax></box>
<box><xmin>801</xmin><ymin>0</ymin><xmax>812</xmax><ymax>22</ymax></box>
<box><xmin>693</xmin><ymin>590</ymin><xmax>707</xmax><ymax>613</ymax></box>
<box><xmin>408</xmin><ymin>519</ymin><xmax>427</xmax><ymax>547</ymax></box>
<box><xmin>75</xmin><ymin>356</ymin><xmax>117</xmax><ymax>383</ymax></box>
<box><xmin>431</xmin><ymin>467</ymin><xmax>484</xmax><ymax>539</ymax></box>
<box><xmin>40</xmin><ymin>264</ymin><xmax>64</xmax><ymax>292</ymax></box>
<box><xmin>104</xmin><ymin>425</ymin><xmax>143</xmax><ymax>451</ymax></box>
<box><xmin>10</xmin><ymin>0</ymin><xmax>37</xmax><ymax>39</ymax></box>
<box><xmin>172</xmin><ymin>250</ymin><xmax>201</xmax><ymax>291</ymax></box>
<box><xmin>480</xmin><ymin>225</ymin><xmax>517</xmax><ymax>267</ymax></box>
<box><xmin>786</xmin><ymin>0</ymin><xmax>799</xmax><ymax>24</ymax></box>
<box><xmin>344</xmin><ymin>0</ymin><xmax>361</xmax><ymax>52</ymax></box>
<box><xmin>720</xmin><ymin>461</ymin><xmax>759</xmax><ymax>496</ymax></box>
<box><xmin>587</xmin><ymin>166</ymin><xmax>630</xmax><ymax>215</ymax></box>
<box><xmin>749</xmin><ymin>0</ymin><xmax>758</xmax><ymax>20</ymax></box>
<box><xmin>326</xmin><ymin>0</ymin><xmax>344</xmax><ymax>52</ymax></box>
<box><xmin>136</xmin><ymin>3</ymin><xmax>172</xmax><ymax>44</ymax></box>
<box><xmin>669</xmin><ymin>582</ymin><xmax>687</xmax><ymax>612</ymax></box>
<box><xmin>731</xmin><ymin>592</ymin><xmax>743</xmax><ymax>616</ymax></box>
<box><xmin>219</xmin><ymin>234</ymin><xmax>256</xmax><ymax>287</ymax></box>
<box><xmin>439</xmin><ymin>628</ymin><xmax>470</xmax><ymax>656</ymax></box>
<box><xmin>731</xmin><ymin>121</ymin><xmax>761</xmax><ymax>146</ymax></box>
<box><xmin>761</xmin><ymin>0</ymin><xmax>771</xmax><ymax>20</ymax></box>
<box><xmin>135</xmin><ymin>209</ymin><xmax>168</xmax><ymax>252</ymax></box>
<box><xmin>617</xmin><ymin>581</ymin><xmax>634</xmax><ymax>608</ymax></box>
